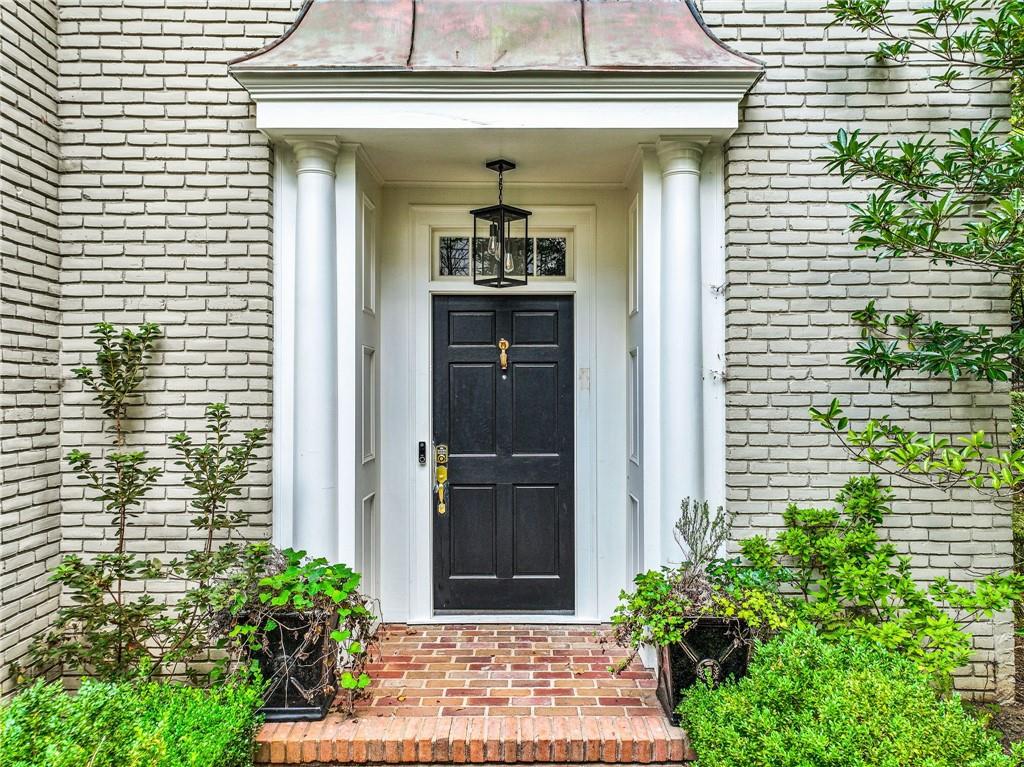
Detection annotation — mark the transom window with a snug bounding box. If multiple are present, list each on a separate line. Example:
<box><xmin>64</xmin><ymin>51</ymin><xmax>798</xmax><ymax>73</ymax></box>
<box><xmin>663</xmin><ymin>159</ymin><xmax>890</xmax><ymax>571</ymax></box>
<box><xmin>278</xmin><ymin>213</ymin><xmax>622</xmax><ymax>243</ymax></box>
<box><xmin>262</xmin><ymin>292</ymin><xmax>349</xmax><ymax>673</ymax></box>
<box><xmin>433</xmin><ymin>229</ymin><xmax>573</xmax><ymax>281</ymax></box>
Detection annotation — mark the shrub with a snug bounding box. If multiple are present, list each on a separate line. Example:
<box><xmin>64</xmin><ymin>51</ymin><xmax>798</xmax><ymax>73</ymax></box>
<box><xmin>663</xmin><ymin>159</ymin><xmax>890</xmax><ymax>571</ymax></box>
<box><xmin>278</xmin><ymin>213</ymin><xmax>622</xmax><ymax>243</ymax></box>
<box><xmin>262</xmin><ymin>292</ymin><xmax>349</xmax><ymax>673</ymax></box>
<box><xmin>29</xmin><ymin>321</ymin><xmax>271</xmax><ymax>681</ymax></box>
<box><xmin>610</xmin><ymin>499</ymin><xmax>790</xmax><ymax>671</ymax></box>
<box><xmin>216</xmin><ymin>546</ymin><xmax>378</xmax><ymax>713</ymax></box>
<box><xmin>739</xmin><ymin>475</ymin><xmax>1024</xmax><ymax>680</ymax></box>
<box><xmin>677</xmin><ymin>626</ymin><xmax>1020</xmax><ymax>767</ymax></box>
<box><xmin>0</xmin><ymin>678</ymin><xmax>263</xmax><ymax>767</ymax></box>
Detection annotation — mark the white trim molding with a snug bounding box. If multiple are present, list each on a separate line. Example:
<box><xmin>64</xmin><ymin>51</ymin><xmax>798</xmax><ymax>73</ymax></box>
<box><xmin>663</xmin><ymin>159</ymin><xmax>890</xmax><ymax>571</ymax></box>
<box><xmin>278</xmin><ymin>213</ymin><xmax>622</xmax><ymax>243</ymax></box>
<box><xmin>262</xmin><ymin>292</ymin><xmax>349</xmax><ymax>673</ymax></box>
<box><xmin>402</xmin><ymin>204</ymin><xmax>600</xmax><ymax>622</ymax></box>
<box><xmin>234</xmin><ymin>73</ymin><xmax>758</xmax><ymax>139</ymax></box>
<box><xmin>271</xmin><ymin>145</ymin><xmax>297</xmax><ymax>551</ymax></box>
<box><xmin>699</xmin><ymin>145</ymin><xmax>728</xmax><ymax>518</ymax></box>
<box><xmin>235</xmin><ymin>72</ymin><xmax>761</xmax><ymax>99</ymax></box>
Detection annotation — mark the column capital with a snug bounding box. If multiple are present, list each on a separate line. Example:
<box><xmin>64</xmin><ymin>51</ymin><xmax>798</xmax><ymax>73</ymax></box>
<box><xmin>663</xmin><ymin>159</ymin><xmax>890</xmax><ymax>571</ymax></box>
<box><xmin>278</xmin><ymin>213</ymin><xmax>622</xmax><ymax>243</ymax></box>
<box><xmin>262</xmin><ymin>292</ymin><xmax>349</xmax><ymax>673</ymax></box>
<box><xmin>656</xmin><ymin>138</ymin><xmax>707</xmax><ymax>177</ymax></box>
<box><xmin>288</xmin><ymin>136</ymin><xmax>339</xmax><ymax>176</ymax></box>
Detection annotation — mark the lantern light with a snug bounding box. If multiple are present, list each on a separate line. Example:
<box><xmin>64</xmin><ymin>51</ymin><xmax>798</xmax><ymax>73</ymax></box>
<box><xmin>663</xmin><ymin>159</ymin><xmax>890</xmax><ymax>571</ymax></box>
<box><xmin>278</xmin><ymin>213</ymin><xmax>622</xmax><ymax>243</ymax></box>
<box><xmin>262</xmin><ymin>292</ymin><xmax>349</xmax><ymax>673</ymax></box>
<box><xmin>471</xmin><ymin>159</ymin><xmax>531</xmax><ymax>288</ymax></box>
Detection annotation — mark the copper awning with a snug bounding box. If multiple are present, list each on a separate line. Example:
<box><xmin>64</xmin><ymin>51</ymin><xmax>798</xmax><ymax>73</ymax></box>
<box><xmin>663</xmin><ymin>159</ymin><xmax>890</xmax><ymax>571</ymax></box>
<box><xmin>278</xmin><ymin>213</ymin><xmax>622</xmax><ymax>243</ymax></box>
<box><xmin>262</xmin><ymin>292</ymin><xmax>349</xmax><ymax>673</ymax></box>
<box><xmin>231</xmin><ymin>0</ymin><xmax>761</xmax><ymax>73</ymax></box>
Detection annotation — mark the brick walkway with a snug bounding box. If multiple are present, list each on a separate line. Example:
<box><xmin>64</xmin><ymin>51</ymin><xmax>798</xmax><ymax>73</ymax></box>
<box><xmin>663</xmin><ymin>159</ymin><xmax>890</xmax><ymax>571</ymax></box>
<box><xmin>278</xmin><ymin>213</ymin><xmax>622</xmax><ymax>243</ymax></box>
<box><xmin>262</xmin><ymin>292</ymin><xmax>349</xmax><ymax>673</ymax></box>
<box><xmin>359</xmin><ymin>624</ymin><xmax>662</xmax><ymax>717</ymax></box>
<box><xmin>255</xmin><ymin>624</ymin><xmax>693</xmax><ymax>765</ymax></box>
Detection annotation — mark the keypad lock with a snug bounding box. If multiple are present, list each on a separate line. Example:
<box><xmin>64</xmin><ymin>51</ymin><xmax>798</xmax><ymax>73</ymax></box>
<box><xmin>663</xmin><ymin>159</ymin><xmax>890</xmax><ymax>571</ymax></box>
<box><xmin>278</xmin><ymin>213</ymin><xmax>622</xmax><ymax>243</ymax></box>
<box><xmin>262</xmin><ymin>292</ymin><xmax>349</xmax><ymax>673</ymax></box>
<box><xmin>434</xmin><ymin>444</ymin><xmax>449</xmax><ymax>515</ymax></box>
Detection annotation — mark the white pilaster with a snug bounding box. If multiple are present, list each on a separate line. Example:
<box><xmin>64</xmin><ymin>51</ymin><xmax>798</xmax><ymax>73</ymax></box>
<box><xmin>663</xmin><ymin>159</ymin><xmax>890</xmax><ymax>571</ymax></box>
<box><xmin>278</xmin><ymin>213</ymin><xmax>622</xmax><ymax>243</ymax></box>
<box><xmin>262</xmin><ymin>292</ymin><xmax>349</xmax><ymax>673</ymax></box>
<box><xmin>290</xmin><ymin>138</ymin><xmax>340</xmax><ymax>560</ymax></box>
<box><xmin>699</xmin><ymin>145</ymin><xmax>728</xmax><ymax>521</ymax></box>
<box><xmin>657</xmin><ymin>138</ymin><xmax>705</xmax><ymax>565</ymax></box>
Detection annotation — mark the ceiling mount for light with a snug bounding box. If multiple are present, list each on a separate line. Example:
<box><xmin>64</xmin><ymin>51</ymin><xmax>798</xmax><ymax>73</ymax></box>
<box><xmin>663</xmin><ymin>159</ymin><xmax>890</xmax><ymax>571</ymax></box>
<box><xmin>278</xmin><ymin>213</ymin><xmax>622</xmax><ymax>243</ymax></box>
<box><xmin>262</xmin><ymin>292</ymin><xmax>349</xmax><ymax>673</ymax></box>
<box><xmin>485</xmin><ymin>158</ymin><xmax>516</xmax><ymax>174</ymax></box>
<box><xmin>470</xmin><ymin>159</ymin><xmax>532</xmax><ymax>288</ymax></box>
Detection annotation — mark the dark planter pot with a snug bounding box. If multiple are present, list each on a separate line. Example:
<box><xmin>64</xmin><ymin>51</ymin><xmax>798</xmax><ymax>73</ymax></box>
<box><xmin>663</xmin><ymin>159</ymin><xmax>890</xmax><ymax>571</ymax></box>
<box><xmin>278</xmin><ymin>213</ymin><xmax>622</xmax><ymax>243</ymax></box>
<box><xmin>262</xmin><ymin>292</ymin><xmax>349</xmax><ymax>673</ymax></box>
<box><xmin>249</xmin><ymin>610</ymin><xmax>338</xmax><ymax>722</ymax></box>
<box><xmin>656</xmin><ymin>616</ymin><xmax>752</xmax><ymax>725</ymax></box>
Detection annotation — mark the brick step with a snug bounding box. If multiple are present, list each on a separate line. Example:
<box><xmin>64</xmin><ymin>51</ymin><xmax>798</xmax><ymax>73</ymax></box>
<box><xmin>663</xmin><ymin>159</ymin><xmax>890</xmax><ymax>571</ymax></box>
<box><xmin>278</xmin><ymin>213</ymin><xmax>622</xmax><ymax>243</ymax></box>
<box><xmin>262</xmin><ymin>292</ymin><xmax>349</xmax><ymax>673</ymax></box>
<box><xmin>256</xmin><ymin>714</ymin><xmax>695</xmax><ymax>765</ymax></box>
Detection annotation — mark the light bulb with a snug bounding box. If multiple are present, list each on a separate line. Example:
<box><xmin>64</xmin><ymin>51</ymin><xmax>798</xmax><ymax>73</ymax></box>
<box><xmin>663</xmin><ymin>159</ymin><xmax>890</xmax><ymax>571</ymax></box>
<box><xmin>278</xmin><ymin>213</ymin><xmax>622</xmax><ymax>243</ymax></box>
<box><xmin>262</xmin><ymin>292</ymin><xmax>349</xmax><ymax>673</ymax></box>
<box><xmin>488</xmin><ymin>223</ymin><xmax>498</xmax><ymax>260</ymax></box>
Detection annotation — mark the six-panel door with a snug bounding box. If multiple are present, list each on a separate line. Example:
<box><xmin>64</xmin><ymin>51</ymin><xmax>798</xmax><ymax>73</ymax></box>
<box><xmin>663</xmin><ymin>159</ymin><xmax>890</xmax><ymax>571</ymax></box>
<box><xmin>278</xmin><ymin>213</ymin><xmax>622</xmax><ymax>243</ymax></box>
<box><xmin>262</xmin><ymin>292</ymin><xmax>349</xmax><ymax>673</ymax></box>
<box><xmin>432</xmin><ymin>295</ymin><xmax>575</xmax><ymax>612</ymax></box>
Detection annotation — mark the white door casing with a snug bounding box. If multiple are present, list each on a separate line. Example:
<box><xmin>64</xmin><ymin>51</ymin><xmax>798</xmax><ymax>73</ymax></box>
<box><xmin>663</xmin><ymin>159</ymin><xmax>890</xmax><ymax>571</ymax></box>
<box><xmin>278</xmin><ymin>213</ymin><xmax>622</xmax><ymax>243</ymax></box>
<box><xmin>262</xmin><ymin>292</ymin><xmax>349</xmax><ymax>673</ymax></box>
<box><xmin>626</xmin><ymin>189</ymin><xmax>644</xmax><ymax>582</ymax></box>
<box><xmin>405</xmin><ymin>204</ymin><xmax>599</xmax><ymax>622</ymax></box>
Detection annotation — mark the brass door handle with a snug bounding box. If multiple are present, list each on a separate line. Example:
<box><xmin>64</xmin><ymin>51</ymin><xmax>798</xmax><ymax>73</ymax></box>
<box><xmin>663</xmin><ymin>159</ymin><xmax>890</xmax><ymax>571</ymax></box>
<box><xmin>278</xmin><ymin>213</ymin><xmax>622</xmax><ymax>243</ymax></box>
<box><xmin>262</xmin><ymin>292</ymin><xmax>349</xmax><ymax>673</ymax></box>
<box><xmin>435</xmin><ymin>465</ymin><xmax>448</xmax><ymax>515</ymax></box>
<box><xmin>434</xmin><ymin>444</ymin><xmax>449</xmax><ymax>515</ymax></box>
<box><xmin>498</xmin><ymin>338</ymin><xmax>510</xmax><ymax>371</ymax></box>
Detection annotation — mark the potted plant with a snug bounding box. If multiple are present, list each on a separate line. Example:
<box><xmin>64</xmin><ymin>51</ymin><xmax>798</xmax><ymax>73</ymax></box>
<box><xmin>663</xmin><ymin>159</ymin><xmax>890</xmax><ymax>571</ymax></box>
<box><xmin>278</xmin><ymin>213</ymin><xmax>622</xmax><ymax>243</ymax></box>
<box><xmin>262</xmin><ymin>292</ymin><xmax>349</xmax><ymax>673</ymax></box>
<box><xmin>218</xmin><ymin>547</ymin><xmax>378</xmax><ymax>721</ymax></box>
<box><xmin>610</xmin><ymin>499</ymin><xmax>788</xmax><ymax>723</ymax></box>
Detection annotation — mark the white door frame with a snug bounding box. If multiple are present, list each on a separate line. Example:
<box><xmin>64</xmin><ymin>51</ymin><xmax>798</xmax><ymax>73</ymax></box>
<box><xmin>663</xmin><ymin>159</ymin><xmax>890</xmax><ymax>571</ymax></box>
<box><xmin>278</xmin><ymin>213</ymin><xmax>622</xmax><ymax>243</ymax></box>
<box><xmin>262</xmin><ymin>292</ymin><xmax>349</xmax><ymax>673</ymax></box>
<box><xmin>406</xmin><ymin>204</ymin><xmax>599</xmax><ymax>622</ymax></box>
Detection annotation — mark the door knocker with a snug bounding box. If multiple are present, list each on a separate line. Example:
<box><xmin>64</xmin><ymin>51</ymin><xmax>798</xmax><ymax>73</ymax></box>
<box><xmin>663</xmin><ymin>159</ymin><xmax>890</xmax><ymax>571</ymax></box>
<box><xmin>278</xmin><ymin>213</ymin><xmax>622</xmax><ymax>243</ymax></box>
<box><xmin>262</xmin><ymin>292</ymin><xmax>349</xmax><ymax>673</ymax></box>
<box><xmin>498</xmin><ymin>338</ymin><xmax>510</xmax><ymax>374</ymax></box>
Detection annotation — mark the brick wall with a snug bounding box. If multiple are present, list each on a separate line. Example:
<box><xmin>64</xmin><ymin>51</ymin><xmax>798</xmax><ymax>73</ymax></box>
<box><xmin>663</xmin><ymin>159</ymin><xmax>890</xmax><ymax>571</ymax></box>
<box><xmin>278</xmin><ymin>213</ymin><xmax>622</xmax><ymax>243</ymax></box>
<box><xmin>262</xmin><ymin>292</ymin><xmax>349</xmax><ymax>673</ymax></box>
<box><xmin>0</xmin><ymin>0</ymin><xmax>1013</xmax><ymax>698</ymax></box>
<box><xmin>0</xmin><ymin>0</ymin><xmax>63</xmax><ymax>694</ymax></box>
<box><xmin>701</xmin><ymin>0</ymin><xmax>1015</xmax><ymax>698</ymax></box>
<box><xmin>56</xmin><ymin>0</ymin><xmax>302</xmax><ymax>584</ymax></box>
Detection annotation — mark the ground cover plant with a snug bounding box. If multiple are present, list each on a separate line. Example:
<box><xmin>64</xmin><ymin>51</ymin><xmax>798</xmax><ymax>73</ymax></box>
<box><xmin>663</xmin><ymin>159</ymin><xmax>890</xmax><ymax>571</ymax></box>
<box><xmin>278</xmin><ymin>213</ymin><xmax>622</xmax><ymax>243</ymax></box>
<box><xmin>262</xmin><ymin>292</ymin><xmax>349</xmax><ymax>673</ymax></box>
<box><xmin>0</xmin><ymin>678</ymin><xmax>263</xmax><ymax>767</ymax></box>
<box><xmin>677</xmin><ymin>626</ymin><xmax>1021</xmax><ymax>767</ymax></box>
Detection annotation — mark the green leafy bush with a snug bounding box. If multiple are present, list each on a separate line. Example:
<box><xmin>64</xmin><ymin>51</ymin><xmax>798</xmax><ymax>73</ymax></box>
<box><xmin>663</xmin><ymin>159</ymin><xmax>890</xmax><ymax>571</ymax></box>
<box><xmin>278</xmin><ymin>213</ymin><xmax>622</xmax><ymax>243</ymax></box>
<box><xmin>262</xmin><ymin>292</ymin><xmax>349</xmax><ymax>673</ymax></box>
<box><xmin>611</xmin><ymin>499</ymin><xmax>790</xmax><ymax>671</ymax></box>
<box><xmin>218</xmin><ymin>547</ymin><xmax>378</xmax><ymax>712</ymax></box>
<box><xmin>813</xmin><ymin>0</ymin><xmax>1024</xmax><ymax>510</ymax></box>
<box><xmin>677</xmin><ymin>626</ymin><xmax>1020</xmax><ymax>767</ymax></box>
<box><xmin>29</xmin><ymin>321</ymin><xmax>271</xmax><ymax>681</ymax></box>
<box><xmin>0</xmin><ymin>678</ymin><xmax>263</xmax><ymax>767</ymax></box>
<box><xmin>740</xmin><ymin>475</ymin><xmax>1024</xmax><ymax>680</ymax></box>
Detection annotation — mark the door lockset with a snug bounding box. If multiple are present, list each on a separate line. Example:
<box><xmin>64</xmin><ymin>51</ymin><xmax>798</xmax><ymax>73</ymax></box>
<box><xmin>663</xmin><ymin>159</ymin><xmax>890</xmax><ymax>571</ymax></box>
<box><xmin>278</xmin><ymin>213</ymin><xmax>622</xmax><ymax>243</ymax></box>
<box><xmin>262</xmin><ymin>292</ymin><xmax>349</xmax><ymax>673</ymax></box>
<box><xmin>434</xmin><ymin>444</ymin><xmax>449</xmax><ymax>515</ymax></box>
<box><xmin>435</xmin><ymin>465</ymin><xmax>448</xmax><ymax>514</ymax></box>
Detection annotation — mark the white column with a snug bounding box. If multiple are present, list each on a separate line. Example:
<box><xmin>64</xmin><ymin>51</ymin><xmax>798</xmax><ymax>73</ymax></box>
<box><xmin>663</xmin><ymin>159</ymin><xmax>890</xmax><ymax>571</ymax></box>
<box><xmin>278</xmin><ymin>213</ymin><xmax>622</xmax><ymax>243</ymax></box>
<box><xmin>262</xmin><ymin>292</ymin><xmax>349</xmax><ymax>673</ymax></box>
<box><xmin>657</xmin><ymin>138</ymin><xmax>705</xmax><ymax>566</ymax></box>
<box><xmin>291</xmin><ymin>138</ymin><xmax>339</xmax><ymax>561</ymax></box>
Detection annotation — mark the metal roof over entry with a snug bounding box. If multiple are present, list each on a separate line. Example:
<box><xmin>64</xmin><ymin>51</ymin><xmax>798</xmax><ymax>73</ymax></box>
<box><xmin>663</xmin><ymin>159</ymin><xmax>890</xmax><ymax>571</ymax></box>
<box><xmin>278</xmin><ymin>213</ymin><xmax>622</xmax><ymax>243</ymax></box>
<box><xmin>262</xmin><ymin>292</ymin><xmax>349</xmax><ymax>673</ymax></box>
<box><xmin>231</xmin><ymin>0</ymin><xmax>761</xmax><ymax>73</ymax></box>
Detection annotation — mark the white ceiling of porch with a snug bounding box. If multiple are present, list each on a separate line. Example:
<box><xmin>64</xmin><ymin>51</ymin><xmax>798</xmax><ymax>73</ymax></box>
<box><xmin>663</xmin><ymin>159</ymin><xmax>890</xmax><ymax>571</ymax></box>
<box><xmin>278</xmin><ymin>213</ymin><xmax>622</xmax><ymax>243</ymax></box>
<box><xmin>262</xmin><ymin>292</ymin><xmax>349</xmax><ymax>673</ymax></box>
<box><xmin>342</xmin><ymin>129</ymin><xmax>661</xmax><ymax>185</ymax></box>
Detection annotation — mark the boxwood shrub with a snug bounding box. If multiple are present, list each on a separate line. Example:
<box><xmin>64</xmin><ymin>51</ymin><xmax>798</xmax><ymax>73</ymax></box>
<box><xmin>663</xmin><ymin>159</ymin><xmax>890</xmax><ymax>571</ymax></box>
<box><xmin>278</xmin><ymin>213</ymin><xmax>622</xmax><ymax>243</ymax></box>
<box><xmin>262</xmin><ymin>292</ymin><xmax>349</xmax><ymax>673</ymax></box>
<box><xmin>677</xmin><ymin>626</ymin><xmax>1019</xmax><ymax>767</ymax></box>
<box><xmin>0</xmin><ymin>679</ymin><xmax>263</xmax><ymax>767</ymax></box>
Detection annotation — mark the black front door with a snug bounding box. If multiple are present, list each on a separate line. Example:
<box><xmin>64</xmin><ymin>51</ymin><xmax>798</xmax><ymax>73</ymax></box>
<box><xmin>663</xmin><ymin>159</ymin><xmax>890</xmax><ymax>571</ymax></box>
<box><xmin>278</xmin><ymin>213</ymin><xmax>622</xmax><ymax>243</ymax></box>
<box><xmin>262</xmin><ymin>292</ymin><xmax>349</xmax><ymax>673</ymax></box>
<box><xmin>432</xmin><ymin>295</ymin><xmax>575</xmax><ymax>612</ymax></box>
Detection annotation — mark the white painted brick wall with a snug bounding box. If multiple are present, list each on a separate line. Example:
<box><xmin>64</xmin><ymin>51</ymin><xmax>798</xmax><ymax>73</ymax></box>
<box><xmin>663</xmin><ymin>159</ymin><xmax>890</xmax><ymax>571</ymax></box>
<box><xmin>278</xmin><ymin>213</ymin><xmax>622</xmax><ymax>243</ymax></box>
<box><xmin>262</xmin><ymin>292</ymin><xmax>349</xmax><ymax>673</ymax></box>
<box><xmin>56</xmin><ymin>0</ymin><xmax>303</xmax><ymax>581</ymax></box>
<box><xmin>0</xmin><ymin>0</ymin><xmax>63</xmax><ymax>695</ymax></box>
<box><xmin>700</xmin><ymin>0</ymin><xmax>1015</xmax><ymax>698</ymax></box>
<box><xmin>0</xmin><ymin>0</ymin><xmax>1013</xmax><ymax>699</ymax></box>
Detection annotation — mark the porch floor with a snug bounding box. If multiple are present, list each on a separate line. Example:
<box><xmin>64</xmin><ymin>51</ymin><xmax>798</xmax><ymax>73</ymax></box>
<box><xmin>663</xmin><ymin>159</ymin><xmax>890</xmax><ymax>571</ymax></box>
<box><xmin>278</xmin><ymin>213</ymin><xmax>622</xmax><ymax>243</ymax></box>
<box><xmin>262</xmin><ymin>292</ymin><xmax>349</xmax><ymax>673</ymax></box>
<box><xmin>256</xmin><ymin>624</ymin><xmax>694</xmax><ymax>765</ymax></box>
